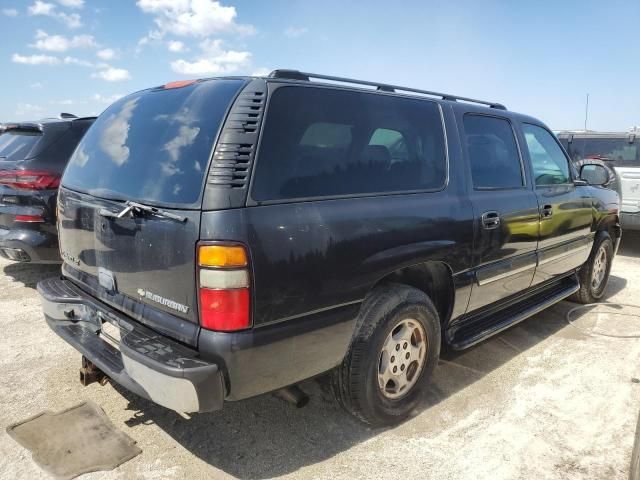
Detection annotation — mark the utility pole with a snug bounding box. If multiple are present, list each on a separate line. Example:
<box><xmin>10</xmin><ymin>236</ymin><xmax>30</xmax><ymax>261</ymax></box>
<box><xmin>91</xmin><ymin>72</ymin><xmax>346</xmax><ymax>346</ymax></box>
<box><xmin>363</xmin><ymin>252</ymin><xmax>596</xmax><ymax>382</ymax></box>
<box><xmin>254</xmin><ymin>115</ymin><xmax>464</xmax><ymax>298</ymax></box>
<box><xmin>584</xmin><ymin>93</ymin><xmax>589</xmax><ymax>131</ymax></box>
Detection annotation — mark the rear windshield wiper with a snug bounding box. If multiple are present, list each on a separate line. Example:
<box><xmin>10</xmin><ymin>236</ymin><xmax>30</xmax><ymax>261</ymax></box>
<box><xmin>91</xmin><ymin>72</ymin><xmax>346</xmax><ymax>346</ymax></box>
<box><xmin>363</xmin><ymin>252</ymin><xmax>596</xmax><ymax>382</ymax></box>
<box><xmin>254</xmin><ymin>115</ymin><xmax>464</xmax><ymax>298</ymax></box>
<box><xmin>99</xmin><ymin>201</ymin><xmax>187</xmax><ymax>223</ymax></box>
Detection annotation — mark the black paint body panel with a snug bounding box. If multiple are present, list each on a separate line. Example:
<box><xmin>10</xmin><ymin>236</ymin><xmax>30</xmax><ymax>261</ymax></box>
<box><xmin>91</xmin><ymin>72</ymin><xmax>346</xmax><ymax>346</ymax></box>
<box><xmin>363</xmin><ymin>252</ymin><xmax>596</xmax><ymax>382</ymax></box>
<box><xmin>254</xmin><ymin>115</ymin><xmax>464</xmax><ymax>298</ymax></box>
<box><xmin>45</xmin><ymin>76</ymin><xmax>621</xmax><ymax>405</ymax></box>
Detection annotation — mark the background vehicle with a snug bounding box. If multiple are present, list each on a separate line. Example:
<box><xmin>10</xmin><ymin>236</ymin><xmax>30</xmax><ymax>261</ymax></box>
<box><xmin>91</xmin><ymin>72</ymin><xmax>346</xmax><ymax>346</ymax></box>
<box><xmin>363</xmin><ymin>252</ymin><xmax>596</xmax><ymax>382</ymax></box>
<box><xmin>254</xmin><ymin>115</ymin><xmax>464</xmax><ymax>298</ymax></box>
<box><xmin>558</xmin><ymin>130</ymin><xmax>639</xmax><ymax>230</ymax></box>
<box><xmin>0</xmin><ymin>114</ymin><xmax>95</xmax><ymax>263</ymax></box>
<box><xmin>39</xmin><ymin>71</ymin><xmax>620</xmax><ymax>427</ymax></box>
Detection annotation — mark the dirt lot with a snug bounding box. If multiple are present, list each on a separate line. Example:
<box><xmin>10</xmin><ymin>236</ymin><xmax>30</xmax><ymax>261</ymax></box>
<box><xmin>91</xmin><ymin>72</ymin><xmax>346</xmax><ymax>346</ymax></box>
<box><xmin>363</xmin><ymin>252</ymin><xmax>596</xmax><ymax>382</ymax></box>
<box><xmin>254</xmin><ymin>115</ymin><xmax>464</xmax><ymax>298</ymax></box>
<box><xmin>1</xmin><ymin>235</ymin><xmax>640</xmax><ymax>480</ymax></box>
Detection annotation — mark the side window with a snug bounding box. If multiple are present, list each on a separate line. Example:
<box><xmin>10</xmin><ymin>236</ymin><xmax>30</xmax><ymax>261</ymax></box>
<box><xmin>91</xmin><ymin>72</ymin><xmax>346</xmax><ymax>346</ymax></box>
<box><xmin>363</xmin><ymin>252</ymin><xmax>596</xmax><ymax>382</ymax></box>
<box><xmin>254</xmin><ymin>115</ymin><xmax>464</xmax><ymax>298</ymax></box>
<box><xmin>522</xmin><ymin>124</ymin><xmax>570</xmax><ymax>186</ymax></box>
<box><xmin>463</xmin><ymin>115</ymin><xmax>523</xmax><ymax>189</ymax></box>
<box><xmin>252</xmin><ymin>87</ymin><xmax>447</xmax><ymax>201</ymax></box>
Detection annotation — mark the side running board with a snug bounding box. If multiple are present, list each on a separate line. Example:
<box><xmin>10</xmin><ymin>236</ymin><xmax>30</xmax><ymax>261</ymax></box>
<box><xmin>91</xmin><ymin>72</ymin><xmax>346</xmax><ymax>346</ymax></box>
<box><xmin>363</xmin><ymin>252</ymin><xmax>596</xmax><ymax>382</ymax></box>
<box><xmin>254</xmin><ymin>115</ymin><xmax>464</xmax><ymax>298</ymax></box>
<box><xmin>446</xmin><ymin>274</ymin><xmax>579</xmax><ymax>350</ymax></box>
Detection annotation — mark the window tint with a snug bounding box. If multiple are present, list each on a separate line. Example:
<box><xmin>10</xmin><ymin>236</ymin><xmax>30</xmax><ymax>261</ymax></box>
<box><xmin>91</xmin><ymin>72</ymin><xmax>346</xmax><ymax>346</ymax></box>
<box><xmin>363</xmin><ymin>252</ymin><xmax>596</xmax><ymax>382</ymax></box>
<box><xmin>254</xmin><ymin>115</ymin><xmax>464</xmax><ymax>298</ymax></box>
<box><xmin>463</xmin><ymin>115</ymin><xmax>523</xmax><ymax>189</ymax></box>
<box><xmin>561</xmin><ymin>136</ymin><xmax>640</xmax><ymax>168</ymax></box>
<box><xmin>300</xmin><ymin>122</ymin><xmax>352</xmax><ymax>148</ymax></box>
<box><xmin>62</xmin><ymin>79</ymin><xmax>244</xmax><ymax>206</ymax></box>
<box><xmin>522</xmin><ymin>124</ymin><xmax>570</xmax><ymax>185</ymax></box>
<box><xmin>369</xmin><ymin>128</ymin><xmax>410</xmax><ymax>163</ymax></box>
<box><xmin>0</xmin><ymin>133</ymin><xmax>42</xmax><ymax>161</ymax></box>
<box><xmin>252</xmin><ymin>87</ymin><xmax>447</xmax><ymax>201</ymax></box>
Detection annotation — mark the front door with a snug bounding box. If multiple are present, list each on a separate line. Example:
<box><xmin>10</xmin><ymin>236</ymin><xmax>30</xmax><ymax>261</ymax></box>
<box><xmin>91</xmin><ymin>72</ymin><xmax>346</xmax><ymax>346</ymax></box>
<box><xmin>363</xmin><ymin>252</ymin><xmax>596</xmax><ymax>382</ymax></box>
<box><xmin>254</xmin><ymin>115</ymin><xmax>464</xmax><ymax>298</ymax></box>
<box><xmin>520</xmin><ymin>123</ymin><xmax>593</xmax><ymax>285</ymax></box>
<box><xmin>460</xmin><ymin>113</ymin><xmax>540</xmax><ymax>312</ymax></box>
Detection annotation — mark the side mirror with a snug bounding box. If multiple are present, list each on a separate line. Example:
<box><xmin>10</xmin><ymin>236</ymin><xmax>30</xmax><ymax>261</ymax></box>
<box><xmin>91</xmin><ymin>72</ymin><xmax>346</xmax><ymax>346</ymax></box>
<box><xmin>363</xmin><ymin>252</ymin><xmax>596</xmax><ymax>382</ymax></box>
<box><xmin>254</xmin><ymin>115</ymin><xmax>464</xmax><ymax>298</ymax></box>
<box><xmin>580</xmin><ymin>163</ymin><xmax>610</xmax><ymax>186</ymax></box>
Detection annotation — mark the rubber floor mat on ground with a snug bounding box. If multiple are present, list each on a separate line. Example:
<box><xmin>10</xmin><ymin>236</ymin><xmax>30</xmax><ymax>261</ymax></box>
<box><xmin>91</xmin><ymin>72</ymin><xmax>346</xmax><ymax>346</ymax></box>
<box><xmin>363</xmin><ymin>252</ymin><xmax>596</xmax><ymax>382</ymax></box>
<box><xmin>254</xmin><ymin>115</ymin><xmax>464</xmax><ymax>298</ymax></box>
<box><xmin>6</xmin><ymin>400</ymin><xmax>141</xmax><ymax>479</ymax></box>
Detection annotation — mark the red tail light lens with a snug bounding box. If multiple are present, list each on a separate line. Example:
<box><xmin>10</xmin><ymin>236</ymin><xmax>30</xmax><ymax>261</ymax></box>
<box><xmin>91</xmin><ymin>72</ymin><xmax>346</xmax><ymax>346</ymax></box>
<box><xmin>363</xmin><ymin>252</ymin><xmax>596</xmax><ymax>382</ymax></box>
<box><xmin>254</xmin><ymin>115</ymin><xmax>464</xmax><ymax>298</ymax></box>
<box><xmin>14</xmin><ymin>214</ymin><xmax>45</xmax><ymax>223</ymax></box>
<box><xmin>0</xmin><ymin>170</ymin><xmax>60</xmax><ymax>190</ymax></box>
<box><xmin>199</xmin><ymin>288</ymin><xmax>250</xmax><ymax>331</ymax></box>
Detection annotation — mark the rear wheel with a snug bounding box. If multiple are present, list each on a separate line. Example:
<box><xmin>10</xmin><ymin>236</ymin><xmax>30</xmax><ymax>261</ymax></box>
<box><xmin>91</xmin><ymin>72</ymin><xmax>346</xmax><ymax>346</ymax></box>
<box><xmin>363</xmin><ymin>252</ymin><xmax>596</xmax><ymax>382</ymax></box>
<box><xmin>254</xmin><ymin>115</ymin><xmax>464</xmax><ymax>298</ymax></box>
<box><xmin>570</xmin><ymin>234</ymin><xmax>614</xmax><ymax>304</ymax></box>
<box><xmin>332</xmin><ymin>283</ymin><xmax>440</xmax><ymax>427</ymax></box>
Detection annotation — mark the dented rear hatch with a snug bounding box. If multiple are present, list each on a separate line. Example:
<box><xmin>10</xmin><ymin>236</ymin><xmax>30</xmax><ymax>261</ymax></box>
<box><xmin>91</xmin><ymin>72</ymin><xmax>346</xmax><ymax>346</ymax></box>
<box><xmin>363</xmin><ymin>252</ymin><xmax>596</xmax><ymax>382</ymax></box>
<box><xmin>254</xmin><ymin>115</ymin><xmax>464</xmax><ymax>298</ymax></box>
<box><xmin>58</xmin><ymin>78</ymin><xmax>246</xmax><ymax>345</ymax></box>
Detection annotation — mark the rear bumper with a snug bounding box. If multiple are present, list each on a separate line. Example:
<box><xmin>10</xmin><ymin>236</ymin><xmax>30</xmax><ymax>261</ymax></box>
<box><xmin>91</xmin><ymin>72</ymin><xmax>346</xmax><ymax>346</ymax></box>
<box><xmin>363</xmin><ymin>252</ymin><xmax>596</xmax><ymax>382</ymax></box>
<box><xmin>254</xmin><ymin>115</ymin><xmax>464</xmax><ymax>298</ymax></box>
<box><xmin>0</xmin><ymin>226</ymin><xmax>60</xmax><ymax>263</ymax></box>
<box><xmin>37</xmin><ymin>277</ymin><xmax>224</xmax><ymax>413</ymax></box>
<box><xmin>621</xmin><ymin>212</ymin><xmax>640</xmax><ymax>231</ymax></box>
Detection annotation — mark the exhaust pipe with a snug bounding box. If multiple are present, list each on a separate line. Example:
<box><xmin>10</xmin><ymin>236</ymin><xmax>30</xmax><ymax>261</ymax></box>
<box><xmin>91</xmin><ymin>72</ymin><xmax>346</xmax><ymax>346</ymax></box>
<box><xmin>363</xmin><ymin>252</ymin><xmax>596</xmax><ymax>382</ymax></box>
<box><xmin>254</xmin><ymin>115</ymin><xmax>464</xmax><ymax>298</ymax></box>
<box><xmin>274</xmin><ymin>385</ymin><xmax>309</xmax><ymax>408</ymax></box>
<box><xmin>79</xmin><ymin>356</ymin><xmax>108</xmax><ymax>386</ymax></box>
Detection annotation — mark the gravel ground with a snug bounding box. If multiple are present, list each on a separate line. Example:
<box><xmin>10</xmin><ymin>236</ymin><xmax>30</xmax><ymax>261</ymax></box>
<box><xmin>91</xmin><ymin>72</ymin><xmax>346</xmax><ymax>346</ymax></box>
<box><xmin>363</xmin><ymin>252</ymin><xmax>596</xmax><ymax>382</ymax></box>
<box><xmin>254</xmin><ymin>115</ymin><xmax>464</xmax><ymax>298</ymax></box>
<box><xmin>1</xmin><ymin>234</ymin><xmax>640</xmax><ymax>480</ymax></box>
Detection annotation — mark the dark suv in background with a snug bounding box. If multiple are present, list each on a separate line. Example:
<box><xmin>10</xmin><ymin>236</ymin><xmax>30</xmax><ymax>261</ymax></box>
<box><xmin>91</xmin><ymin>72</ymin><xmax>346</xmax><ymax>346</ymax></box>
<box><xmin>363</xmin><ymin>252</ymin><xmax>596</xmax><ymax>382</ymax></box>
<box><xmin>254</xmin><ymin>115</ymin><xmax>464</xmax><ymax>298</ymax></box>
<box><xmin>0</xmin><ymin>114</ymin><xmax>94</xmax><ymax>263</ymax></box>
<box><xmin>39</xmin><ymin>71</ymin><xmax>620</xmax><ymax>426</ymax></box>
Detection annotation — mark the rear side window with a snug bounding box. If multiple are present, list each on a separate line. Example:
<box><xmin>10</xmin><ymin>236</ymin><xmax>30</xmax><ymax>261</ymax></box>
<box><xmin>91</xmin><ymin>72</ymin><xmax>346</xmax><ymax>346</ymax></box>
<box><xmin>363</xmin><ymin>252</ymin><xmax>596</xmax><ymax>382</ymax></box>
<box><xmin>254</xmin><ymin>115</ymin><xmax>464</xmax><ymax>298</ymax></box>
<box><xmin>522</xmin><ymin>124</ymin><xmax>570</xmax><ymax>185</ymax></box>
<box><xmin>252</xmin><ymin>87</ymin><xmax>447</xmax><ymax>201</ymax></box>
<box><xmin>62</xmin><ymin>79</ymin><xmax>244</xmax><ymax>206</ymax></box>
<box><xmin>463</xmin><ymin>115</ymin><xmax>523</xmax><ymax>189</ymax></box>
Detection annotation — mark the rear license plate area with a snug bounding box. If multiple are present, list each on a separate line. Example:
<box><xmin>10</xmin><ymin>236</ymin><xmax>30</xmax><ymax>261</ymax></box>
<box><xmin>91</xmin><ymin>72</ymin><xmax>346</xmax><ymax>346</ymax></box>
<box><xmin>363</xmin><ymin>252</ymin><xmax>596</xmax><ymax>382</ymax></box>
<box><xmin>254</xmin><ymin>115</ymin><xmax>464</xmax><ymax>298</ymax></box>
<box><xmin>100</xmin><ymin>320</ymin><xmax>121</xmax><ymax>347</ymax></box>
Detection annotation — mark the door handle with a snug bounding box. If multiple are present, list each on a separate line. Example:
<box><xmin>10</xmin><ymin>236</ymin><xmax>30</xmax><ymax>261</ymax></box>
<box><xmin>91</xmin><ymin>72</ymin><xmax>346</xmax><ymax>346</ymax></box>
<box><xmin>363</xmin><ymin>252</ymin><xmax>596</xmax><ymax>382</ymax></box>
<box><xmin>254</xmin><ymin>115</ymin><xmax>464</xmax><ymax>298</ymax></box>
<box><xmin>541</xmin><ymin>204</ymin><xmax>553</xmax><ymax>219</ymax></box>
<box><xmin>481</xmin><ymin>211</ymin><xmax>501</xmax><ymax>230</ymax></box>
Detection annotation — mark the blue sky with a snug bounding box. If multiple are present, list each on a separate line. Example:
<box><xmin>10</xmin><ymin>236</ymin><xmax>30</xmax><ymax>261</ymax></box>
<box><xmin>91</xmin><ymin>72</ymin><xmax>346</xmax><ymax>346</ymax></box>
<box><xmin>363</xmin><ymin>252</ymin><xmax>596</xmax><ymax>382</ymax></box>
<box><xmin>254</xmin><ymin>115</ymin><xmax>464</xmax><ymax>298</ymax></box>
<box><xmin>1</xmin><ymin>0</ymin><xmax>638</xmax><ymax>131</ymax></box>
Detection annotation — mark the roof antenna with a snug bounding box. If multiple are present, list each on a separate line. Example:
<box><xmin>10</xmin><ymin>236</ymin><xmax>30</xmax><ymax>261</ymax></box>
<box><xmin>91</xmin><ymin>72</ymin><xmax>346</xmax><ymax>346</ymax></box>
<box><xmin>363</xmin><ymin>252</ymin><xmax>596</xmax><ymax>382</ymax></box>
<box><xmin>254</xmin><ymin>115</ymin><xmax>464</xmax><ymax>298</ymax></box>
<box><xmin>583</xmin><ymin>93</ymin><xmax>589</xmax><ymax>131</ymax></box>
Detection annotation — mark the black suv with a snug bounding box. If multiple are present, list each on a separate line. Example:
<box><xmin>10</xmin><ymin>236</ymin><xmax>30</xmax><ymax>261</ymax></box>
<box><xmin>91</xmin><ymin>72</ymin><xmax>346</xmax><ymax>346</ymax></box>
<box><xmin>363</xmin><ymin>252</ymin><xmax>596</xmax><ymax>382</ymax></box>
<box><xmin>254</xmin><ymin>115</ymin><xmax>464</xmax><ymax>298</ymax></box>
<box><xmin>0</xmin><ymin>115</ymin><xmax>94</xmax><ymax>263</ymax></box>
<box><xmin>38</xmin><ymin>71</ymin><xmax>620</xmax><ymax>426</ymax></box>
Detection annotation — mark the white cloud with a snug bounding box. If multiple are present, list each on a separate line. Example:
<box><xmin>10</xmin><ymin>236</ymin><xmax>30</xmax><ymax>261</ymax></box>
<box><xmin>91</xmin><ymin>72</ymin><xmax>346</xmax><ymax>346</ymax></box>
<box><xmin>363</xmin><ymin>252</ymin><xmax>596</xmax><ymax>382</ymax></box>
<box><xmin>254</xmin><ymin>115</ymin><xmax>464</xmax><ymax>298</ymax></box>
<box><xmin>91</xmin><ymin>66</ymin><xmax>131</xmax><ymax>82</ymax></box>
<box><xmin>30</xmin><ymin>30</ymin><xmax>96</xmax><ymax>52</ymax></box>
<box><xmin>167</xmin><ymin>40</ymin><xmax>186</xmax><ymax>53</ymax></box>
<box><xmin>58</xmin><ymin>11</ymin><xmax>81</xmax><ymax>28</ymax></box>
<box><xmin>96</xmin><ymin>48</ymin><xmax>116</xmax><ymax>60</ymax></box>
<box><xmin>12</xmin><ymin>53</ymin><xmax>60</xmax><ymax>65</ymax></box>
<box><xmin>63</xmin><ymin>56</ymin><xmax>94</xmax><ymax>67</ymax></box>
<box><xmin>136</xmin><ymin>0</ymin><xmax>255</xmax><ymax>38</ymax></box>
<box><xmin>49</xmin><ymin>99</ymin><xmax>76</xmax><ymax>105</ymax></box>
<box><xmin>28</xmin><ymin>1</ymin><xmax>55</xmax><ymax>15</ymax></box>
<box><xmin>55</xmin><ymin>0</ymin><xmax>84</xmax><ymax>8</ymax></box>
<box><xmin>170</xmin><ymin>39</ymin><xmax>250</xmax><ymax>75</ymax></box>
<box><xmin>28</xmin><ymin>1</ymin><xmax>82</xmax><ymax>28</ymax></box>
<box><xmin>16</xmin><ymin>103</ymin><xmax>45</xmax><ymax>116</ymax></box>
<box><xmin>284</xmin><ymin>26</ymin><xmax>308</xmax><ymax>38</ymax></box>
<box><xmin>92</xmin><ymin>93</ymin><xmax>124</xmax><ymax>104</ymax></box>
<box><xmin>99</xmin><ymin>98</ymin><xmax>138</xmax><ymax>165</ymax></box>
<box><xmin>2</xmin><ymin>8</ymin><xmax>18</xmax><ymax>17</ymax></box>
<box><xmin>251</xmin><ymin>67</ymin><xmax>271</xmax><ymax>76</ymax></box>
<box><xmin>30</xmin><ymin>82</ymin><xmax>44</xmax><ymax>88</ymax></box>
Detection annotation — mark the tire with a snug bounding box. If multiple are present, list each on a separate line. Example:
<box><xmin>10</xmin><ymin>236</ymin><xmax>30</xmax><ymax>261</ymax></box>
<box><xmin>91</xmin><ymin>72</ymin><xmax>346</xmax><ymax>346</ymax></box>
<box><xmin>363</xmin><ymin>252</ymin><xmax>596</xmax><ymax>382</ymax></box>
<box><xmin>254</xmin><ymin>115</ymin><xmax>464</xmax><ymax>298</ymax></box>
<box><xmin>570</xmin><ymin>233</ymin><xmax>614</xmax><ymax>304</ymax></box>
<box><xmin>332</xmin><ymin>283</ymin><xmax>441</xmax><ymax>427</ymax></box>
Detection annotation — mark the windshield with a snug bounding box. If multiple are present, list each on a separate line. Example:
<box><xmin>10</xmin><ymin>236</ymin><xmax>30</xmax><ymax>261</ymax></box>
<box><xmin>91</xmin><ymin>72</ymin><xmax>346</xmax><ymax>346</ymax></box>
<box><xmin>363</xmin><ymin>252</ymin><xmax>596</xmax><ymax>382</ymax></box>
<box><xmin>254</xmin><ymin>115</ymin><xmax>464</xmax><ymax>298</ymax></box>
<box><xmin>61</xmin><ymin>79</ymin><xmax>245</xmax><ymax>207</ymax></box>
<box><xmin>561</xmin><ymin>137</ymin><xmax>640</xmax><ymax>168</ymax></box>
<box><xmin>0</xmin><ymin>132</ymin><xmax>43</xmax><ymax>161</ymax></box>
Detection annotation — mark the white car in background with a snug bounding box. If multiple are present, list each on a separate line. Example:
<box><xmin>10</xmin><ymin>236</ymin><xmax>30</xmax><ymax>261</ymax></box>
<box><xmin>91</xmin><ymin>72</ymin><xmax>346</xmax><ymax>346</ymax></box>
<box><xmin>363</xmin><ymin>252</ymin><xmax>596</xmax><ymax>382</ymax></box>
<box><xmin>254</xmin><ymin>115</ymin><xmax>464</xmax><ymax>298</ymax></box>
<box><xmin>558</xmin><ymin>129</ymin><xmax>640</xmax><ymax>231</ymax></box>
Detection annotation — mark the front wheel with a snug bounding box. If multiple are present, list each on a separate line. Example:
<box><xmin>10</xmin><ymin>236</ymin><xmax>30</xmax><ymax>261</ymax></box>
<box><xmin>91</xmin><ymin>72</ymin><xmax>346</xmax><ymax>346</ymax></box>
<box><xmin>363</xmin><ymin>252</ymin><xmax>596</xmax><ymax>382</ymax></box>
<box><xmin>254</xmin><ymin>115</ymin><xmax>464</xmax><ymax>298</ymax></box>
<box><xmin>570</xmin><ymin>234</ymin><xmax>614</xmax><ymax>304</ymax></box>
<box><xmin>332</xmin><ymin>283</ymin><xmax>440</xmax><ymax>427</ymax></box>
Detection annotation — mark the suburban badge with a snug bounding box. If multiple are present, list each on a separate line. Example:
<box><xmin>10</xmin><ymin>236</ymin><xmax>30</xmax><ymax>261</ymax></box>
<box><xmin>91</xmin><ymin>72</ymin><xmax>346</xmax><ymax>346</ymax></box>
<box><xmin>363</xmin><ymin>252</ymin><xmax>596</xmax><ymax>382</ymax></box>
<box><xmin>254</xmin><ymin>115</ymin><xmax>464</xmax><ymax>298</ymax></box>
<box><xmin>137</xmin><ymin>288</ymin><xmax>189</xmax><ymax>314</ymax></box>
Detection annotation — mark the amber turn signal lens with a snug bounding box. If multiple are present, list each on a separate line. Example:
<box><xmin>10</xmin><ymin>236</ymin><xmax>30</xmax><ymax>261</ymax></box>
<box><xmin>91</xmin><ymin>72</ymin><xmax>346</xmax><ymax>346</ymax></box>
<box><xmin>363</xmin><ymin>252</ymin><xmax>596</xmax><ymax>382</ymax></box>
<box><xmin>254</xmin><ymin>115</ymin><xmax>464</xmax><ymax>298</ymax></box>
<box><xmin>198</xmin><ymin>245</ymin><xmax>247</xmax><ymax>268</ymax></box>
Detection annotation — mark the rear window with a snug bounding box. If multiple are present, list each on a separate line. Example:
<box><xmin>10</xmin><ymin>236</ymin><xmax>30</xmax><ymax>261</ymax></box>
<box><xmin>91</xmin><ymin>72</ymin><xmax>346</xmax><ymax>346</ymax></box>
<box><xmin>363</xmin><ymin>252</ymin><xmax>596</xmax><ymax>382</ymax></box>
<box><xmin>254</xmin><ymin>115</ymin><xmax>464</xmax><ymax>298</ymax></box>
<box><xmin>0</xmin><ymin>133</ymin><xmax>42</xmax><ymax>161</ymax></box>
<box><xmin>62</xmin><ymin>79</ymin><xmax>244</xmax><ymax>206</ymax></box>
<box><xmin>560</xmin><ymin>136</ymin><xmax>640</xmax><ymax>168</ymax></box>
<box><xmin>252</xmin><ymin>87</ymin><xmax>447</xmax><ymax>201</ymax></box>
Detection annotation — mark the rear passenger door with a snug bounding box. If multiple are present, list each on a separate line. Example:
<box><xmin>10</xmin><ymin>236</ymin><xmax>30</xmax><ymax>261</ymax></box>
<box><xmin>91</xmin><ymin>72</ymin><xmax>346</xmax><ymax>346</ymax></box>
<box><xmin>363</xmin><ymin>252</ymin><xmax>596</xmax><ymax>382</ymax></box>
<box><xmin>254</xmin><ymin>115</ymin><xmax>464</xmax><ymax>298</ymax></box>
<box><xmin>520</xmin><ymin>124</ymin><xmax>593</xmax><ymax>284</ymax></box>
<box><xmin>459</xmin><ymin>113</ymin><xmax>540</xmax><ymax>312</ymax></box>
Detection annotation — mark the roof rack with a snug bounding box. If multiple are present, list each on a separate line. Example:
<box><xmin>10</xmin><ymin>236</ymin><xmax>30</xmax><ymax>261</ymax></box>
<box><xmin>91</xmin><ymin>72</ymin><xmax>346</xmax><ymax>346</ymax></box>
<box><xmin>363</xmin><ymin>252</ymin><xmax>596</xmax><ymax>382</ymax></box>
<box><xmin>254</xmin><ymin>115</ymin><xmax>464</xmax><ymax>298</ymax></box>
<box><xmin>268</xmin><ymin>69</ymin><xmax>507</xmax><ymax>110</ymax></box>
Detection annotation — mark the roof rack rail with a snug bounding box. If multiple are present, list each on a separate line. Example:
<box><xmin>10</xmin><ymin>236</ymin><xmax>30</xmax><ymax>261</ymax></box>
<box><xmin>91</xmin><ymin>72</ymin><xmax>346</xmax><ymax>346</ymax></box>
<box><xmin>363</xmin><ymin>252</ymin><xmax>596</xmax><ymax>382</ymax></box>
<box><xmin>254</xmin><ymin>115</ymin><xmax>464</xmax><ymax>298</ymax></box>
<box><xmin>268</xmin><ymin>69</ymin><xmax>507</xmax><ymax>110</ymax></box>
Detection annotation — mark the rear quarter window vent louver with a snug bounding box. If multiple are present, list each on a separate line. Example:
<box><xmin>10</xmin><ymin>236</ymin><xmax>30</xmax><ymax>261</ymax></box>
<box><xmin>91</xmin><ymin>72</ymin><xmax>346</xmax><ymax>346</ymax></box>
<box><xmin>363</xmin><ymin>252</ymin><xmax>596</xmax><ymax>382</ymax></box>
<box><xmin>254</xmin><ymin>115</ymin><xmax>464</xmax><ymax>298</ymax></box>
<box><xmin>203</xmin><ymin>79</ymin><xmax>267</xmax><ymax>210</ymax></box>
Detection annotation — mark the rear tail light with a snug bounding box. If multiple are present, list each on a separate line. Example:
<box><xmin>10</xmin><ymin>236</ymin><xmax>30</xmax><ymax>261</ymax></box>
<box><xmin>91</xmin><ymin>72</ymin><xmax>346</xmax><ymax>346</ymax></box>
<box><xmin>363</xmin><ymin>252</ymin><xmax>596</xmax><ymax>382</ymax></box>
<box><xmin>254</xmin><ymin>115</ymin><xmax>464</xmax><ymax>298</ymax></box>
<box><xmin>0</xmin><ymin>170</ymin><xmax>60</xmax><ymax>190</ymax></box>
<box><xmin>14</xmin><ymin>214</ymin><xmax>45</xmax><ymax>223</ymax></box>
<box><xmin>198</xmin><ymin>244</ymin><xmax>251</xmax><ymax>332</ymax></box>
